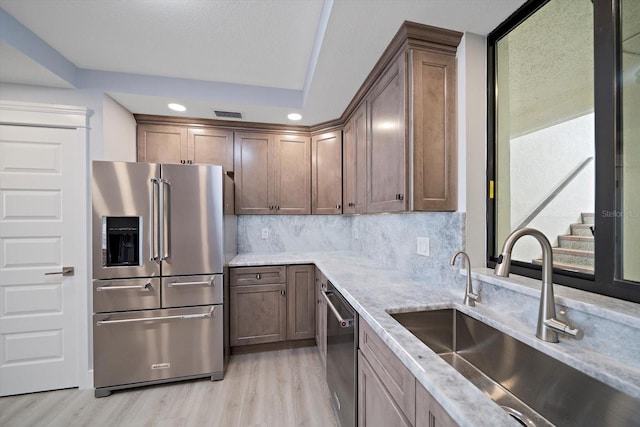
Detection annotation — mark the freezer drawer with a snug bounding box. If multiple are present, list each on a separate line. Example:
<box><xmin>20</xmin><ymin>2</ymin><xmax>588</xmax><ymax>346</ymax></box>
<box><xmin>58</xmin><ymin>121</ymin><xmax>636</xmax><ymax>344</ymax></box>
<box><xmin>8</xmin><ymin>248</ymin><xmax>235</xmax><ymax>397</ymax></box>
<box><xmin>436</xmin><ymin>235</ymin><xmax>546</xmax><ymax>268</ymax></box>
<box><xmin>162</xmin><ymin>274</ymin><xmax>223</xmax><ymax>308</ymax></box>
<box><xmin>93</xmin><ymin>305</ymin><xmax>223</xmax><ymax>389</ymax></box>
<box><xmin>93</xmin><ymin>278</ymin><xmax>161</xmax><ymax>313</ymax></box>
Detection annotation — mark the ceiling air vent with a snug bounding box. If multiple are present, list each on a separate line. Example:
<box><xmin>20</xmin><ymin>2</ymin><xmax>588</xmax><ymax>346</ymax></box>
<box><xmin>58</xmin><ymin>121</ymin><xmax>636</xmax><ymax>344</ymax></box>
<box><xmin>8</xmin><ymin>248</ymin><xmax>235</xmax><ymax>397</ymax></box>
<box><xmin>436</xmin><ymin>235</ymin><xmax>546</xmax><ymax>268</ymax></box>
<box><xmin>214</xmin><ymin>110</ymin><xmax>242</xmax><ymax>119</ymax></box>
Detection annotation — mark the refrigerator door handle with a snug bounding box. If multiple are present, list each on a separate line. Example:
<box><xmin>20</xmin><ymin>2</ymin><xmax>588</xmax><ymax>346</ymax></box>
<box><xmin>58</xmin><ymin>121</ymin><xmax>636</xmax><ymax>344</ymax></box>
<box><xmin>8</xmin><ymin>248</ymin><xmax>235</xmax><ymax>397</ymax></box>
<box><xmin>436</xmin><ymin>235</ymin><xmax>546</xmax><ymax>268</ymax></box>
<box><xmin>149</xmin><ymin>178</ymin><xmax>160</xmax><ymax>261</ymax></box>
<box><xmin>159</xmin><ymin>178</ymin><xmax>171</xmax><ymax>262</ymax></box>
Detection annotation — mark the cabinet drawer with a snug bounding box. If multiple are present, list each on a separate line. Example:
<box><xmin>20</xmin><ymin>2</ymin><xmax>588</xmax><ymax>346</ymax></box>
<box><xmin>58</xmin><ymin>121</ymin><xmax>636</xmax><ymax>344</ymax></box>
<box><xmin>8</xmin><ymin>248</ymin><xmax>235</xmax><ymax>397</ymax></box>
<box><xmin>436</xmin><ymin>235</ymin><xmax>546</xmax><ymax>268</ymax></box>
<box><xmin>93</xmin><ymin>278</ymin><xmax>161</xmax><ymax>313</ymax></box>
<box><xmin>230</xmin><ymin>266</ymin><xmax>286</xmax><ymax>286</ymax></box>
<box><xmin>162</xmin><ymin>274</ymin><xmax>223</xmax><ymax>308</ymax></box>
<box><xmin>359</xmin><ymin>319</ymin><xmax>416</xmax><ymax>425</ymax></box>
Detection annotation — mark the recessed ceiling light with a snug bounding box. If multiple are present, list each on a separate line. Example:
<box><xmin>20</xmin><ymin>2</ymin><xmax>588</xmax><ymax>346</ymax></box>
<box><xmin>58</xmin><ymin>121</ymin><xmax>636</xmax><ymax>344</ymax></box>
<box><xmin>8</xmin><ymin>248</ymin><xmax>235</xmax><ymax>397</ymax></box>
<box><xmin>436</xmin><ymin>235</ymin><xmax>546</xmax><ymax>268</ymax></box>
<box><xmin>288</xmin><ymin>113</ymin><xmax>302</xmax><ymax>121</ymax></box>
<box><xmin>168</xmin><ymin>103</ymin><xmax>186</xmax><ymax>112</ymax></box>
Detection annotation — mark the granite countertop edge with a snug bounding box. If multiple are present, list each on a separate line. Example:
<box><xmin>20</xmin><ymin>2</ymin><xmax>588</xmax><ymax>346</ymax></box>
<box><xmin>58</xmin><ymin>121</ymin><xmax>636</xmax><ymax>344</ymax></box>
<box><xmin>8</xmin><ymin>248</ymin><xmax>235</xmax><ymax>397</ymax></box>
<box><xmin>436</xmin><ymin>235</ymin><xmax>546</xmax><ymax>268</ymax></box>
<box><xmin>229</xmin><ymin>251</ymin><xmax>640</xmax><ymax>426</ymax></box>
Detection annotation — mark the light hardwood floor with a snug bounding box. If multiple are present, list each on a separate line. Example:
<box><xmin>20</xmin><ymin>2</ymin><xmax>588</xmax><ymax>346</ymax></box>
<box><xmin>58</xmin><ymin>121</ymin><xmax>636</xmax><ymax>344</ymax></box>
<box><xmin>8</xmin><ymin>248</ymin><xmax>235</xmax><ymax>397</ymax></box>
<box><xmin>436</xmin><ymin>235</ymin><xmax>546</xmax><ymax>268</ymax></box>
<box><xmin>0</xmin><ymin>347</ymin><xmax>337</xmax><ymax>427</ymax></box>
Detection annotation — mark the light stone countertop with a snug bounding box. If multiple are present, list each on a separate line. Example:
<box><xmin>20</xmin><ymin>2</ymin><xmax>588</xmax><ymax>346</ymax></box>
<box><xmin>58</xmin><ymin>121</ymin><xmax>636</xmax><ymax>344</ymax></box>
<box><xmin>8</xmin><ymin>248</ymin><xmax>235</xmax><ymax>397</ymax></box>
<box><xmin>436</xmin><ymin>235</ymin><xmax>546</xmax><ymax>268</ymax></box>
<box><xmin>230</xmin><ymin>251</ymin><xmax>640</xmax><ymax>427</ymax></box>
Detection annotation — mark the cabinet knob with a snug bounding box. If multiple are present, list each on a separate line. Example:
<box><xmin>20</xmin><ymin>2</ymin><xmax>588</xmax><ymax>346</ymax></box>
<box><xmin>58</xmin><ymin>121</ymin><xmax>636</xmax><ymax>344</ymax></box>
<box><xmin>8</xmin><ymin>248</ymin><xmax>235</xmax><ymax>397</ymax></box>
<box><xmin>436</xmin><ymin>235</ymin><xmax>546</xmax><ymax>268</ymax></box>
<box><xmin>395</xmin><ymin>193</ymin><xmax>404</xmax><ymax>201</ymax></box>
<box><xmin>280</xmin><ymin>290</ymin><xmax>286</xmax><ymax>296</ymax></box>
<box><xmin>256</xmin><ymin>273</ymin><xmax>261</xmax><ymax>280</ymax></box>
<box><xmin>348</xmin><ymin>202</ymin><xmax>355</xmax><ymax>207</ymax></box>
<box><xmin>276</xmin><ymin>205</ymin><xmax>280</xmax><ymax>210</ymax></box>
<box><xmin>336</xmin><ymin>204</ymin><xmax>341</xmax><ymax>209</ymax></box>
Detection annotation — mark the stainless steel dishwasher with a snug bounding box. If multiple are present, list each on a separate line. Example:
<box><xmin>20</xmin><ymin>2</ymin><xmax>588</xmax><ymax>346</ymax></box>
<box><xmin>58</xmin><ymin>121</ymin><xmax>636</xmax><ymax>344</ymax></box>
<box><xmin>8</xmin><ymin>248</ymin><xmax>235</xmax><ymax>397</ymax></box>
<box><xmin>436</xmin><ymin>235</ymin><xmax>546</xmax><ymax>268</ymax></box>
<box><xmin>323</xmin><ymin>281</ymin><xmax>358</xmax><ymax>427</ymax></box>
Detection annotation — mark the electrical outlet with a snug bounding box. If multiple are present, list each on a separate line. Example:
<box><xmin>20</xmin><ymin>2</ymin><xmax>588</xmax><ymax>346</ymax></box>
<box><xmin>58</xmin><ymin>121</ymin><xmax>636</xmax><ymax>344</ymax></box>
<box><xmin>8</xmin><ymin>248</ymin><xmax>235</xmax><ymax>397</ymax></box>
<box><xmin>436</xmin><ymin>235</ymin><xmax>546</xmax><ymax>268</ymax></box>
<box><xmin>261</xmin><ymin>228</ymin><xmax>269</xmax><ymax>239</ymax></box>
<box><xmin>416</xmin><ymin>237</ymin><xmax>430</xmax><ymax>257</ymax></box>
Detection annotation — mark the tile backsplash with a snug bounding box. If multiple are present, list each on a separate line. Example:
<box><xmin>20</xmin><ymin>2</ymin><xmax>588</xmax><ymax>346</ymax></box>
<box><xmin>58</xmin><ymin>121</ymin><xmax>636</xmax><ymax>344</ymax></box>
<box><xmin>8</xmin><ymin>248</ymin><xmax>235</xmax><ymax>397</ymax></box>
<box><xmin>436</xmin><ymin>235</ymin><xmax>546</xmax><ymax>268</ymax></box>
<box><xmin>238</xmin><ymin>212</ymin><xmax>465</xmax><ymax>285</ymax></box>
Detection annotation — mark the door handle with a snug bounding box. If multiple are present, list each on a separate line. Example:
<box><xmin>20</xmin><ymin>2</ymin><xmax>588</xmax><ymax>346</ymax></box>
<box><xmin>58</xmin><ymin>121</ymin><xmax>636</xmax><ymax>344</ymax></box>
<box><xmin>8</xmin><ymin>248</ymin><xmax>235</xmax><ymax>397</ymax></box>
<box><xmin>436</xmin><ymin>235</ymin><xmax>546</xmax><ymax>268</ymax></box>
<box><xmin>45</xmin><ymin>266</ymin><xmax>75</xmax><ymax>276</ymax></box>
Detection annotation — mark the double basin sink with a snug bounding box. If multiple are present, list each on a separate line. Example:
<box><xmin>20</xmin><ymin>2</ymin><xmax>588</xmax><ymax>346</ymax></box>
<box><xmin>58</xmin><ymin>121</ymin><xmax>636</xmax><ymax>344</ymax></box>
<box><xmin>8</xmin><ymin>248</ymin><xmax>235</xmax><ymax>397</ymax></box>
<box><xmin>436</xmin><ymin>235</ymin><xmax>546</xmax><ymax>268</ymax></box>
<box><xmin>390</xmin><ymin>309</ymin><xmax>639</xmax><ymax>427</ymax></box>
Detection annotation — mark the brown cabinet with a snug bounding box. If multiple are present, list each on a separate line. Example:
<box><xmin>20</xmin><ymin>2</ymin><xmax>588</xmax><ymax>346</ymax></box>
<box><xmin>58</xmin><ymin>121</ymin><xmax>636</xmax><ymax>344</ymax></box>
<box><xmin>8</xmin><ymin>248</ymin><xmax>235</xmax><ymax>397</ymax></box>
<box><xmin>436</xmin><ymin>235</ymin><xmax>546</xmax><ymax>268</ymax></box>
<box><xmin>410</xmin><ymin>49</ymin><xmax>457</xmax><ymax>211</ymax></box>
<box><xmin>367</xmin><ymin>53</ymin><xmax>408</xmax><ymax>213</ymax></box>
<box><xmin>416</xmin><ymin>382</ymin><xmax>457</xmax><ymax>427</ymax></box>
<box><xmin>359</xmin><ymin>319</ymin><xmax>416</xmax><ymax>425</ymax></box>
<box><xmin>343</xmin><ymin>102</ymin><xmax>368</xmax><ymax>214</ymax></box>
<box><xmin>137</xmin><ymin>123</ymin><xmax>233</xmax><ymax>169</ymax></box>
<box><xmin>315</xmin><ymin>268</ymin><xmax>328</xmax><ymax>367</ymax></box>
<box><xmin>229</xmin><ymin>266</ymin><xmax>287</xmax><ymax>346</ymax></box>
<box><xmin>229</xmin><ymin>265</ymin><xmax>315</xmax><ymax>348</ymax></box>
<box><xmin>343</xmin><ymin>23</ymin><xmax>461</xmax><ymax>214</ymax></box>
<box><xmin>358</xmin><ymin>318</ymin><xmax>459</xmax><ymax>427</ymax></box>
<box><xmin>358</xmin><ymin>351</ymin><xmax>413</xmax><ymax>427</ymax></box>
<box><xmin>234</xmin><ymin>132</ymin><xmax>311</xmax><ymax>215</ymax></box>
<box><xmin>312</xmin><ymin>131</ymin><xmax>343</xmax><ymax>214</ymax></box>
<box><xmin>286</xmin><ymin>265</ymin><xmax>315</xmax><ymax>340</ymax></box>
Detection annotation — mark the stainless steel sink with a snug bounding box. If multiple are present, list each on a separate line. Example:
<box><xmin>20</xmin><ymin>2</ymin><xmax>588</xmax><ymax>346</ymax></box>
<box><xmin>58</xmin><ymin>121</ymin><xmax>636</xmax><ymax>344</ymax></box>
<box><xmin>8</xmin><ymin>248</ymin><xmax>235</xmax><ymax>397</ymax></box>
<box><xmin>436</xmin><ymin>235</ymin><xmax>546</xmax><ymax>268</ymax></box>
<box><xmin>390</xmin><ymin>309</ymin><xmax>640</xmax><ymax>427</ymax></box>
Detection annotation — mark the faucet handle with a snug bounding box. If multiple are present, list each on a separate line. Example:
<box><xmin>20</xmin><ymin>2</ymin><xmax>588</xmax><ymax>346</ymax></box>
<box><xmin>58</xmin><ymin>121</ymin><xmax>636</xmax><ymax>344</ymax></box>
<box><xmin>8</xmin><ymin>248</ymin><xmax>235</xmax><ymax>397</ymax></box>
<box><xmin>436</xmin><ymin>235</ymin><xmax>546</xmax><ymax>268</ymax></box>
<box><xmin>545</xmin><ymin>310</ymin><xmax>584</xmax><ymax>340</ymax></box>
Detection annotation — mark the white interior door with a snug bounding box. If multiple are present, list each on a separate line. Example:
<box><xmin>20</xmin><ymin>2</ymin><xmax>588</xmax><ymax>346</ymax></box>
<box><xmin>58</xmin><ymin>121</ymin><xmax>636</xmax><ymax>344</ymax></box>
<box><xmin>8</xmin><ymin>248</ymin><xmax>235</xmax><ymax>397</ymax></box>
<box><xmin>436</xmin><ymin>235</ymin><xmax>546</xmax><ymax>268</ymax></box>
<box><xmin>0</xmin><ymin>124</ymin><xmax>81</xmax><ymax>396</ymax></box>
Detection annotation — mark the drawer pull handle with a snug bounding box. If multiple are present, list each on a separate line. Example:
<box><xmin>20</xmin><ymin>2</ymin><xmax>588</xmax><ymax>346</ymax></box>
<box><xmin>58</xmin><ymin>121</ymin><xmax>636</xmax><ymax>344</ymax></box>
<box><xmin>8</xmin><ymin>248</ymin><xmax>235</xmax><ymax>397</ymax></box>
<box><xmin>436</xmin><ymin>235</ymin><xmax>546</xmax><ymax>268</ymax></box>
<box><xmin>96</xmin><ymin>307</ymin><xmax>215</xmax><ymax>326</ymax></box>
<box><xmin>96</xmin><ymin>283</ymin><xmax>151</xmax><ymax>292</ymax></box>
<box><xmin>168</xmin><ymin>277</ymin><xmax>215</xmax><ymax>287</ymax></box>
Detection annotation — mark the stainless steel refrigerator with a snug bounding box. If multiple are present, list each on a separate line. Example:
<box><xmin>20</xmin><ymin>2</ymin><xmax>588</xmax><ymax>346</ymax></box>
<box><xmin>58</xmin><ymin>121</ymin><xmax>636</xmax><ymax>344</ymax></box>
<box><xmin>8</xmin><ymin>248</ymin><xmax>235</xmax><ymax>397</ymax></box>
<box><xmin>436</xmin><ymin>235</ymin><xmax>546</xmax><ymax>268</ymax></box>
<box><xmin>91</xmin><ymin>160</ymin><xmax>236</xmax><ymax>397</ymax></box>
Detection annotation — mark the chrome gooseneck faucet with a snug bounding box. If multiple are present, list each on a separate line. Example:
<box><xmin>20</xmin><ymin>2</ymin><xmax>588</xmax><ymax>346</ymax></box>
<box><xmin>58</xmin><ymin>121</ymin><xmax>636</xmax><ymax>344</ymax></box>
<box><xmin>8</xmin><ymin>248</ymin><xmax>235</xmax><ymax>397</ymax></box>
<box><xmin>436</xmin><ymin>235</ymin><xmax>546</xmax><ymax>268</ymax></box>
<box><xmin>494</xmin><ymin>228</ymin><xmax>583</xmax><ymax>343</ymax></box>
<box><xmin>450</xmin><ymin>251</ymin><xmax>479</xmax><ymax>307</ymax></box>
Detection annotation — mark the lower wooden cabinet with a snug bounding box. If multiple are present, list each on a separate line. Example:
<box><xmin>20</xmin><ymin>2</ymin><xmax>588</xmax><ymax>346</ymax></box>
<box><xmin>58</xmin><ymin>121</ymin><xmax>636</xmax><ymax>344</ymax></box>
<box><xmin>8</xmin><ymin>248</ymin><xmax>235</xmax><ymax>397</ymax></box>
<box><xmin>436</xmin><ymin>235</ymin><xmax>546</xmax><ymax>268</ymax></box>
<box><xmin>229</xmin><ymin>265</ymin><xmax>315</xmax><ymax>348</ymax></box>
<box><xmin>358</xmin><ymin>351</ymin><xmax>412</xmax><ymax>427</ymax></box>
<box><xmin>358</xmin><ymin>318</ymin><xmax>458</xmax><ymax>427</ymax></box>
<box><xmin>229</xmin><ymin>282</ymin><xmax>286</xmax><ymax>346</ymax></box>
<box><xmin>286</xmin><ymin>265</ymin><xmax>315</xmax><ymax>340</ymax></box>
<box><xmin>415</xmin><ymin>382</ymin><xmax>457</xmax><ymax>427</ymax></box>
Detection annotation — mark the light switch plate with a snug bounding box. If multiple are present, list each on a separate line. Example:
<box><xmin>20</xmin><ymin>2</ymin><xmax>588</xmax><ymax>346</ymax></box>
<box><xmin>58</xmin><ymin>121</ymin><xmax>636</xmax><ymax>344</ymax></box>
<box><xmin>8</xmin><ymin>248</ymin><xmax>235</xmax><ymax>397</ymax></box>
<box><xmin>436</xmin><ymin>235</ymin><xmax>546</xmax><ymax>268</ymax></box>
<box><xmin>261</xmin><ymin>228</ymin><xmax>269</xmax><ymax>239</ymax></box>
<box><xmin>416</xmin><ymin>237</ymin><xmax>430</xmax><ymax>257</ymax></box>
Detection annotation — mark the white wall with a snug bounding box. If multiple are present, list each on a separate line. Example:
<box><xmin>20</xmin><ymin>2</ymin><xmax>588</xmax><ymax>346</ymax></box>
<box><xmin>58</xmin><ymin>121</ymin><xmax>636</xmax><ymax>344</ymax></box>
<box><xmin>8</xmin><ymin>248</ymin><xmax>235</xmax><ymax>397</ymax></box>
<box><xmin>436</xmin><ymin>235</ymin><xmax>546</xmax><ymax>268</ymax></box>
<box><xmin>102</xmin><ymin>95</ymin><xmax>136</xmax><ymax>161</ymax></box>
<box><xmin>458</xmin><ymin>32</ymin><xmax>488</xmax><ymax>267</ymax></box>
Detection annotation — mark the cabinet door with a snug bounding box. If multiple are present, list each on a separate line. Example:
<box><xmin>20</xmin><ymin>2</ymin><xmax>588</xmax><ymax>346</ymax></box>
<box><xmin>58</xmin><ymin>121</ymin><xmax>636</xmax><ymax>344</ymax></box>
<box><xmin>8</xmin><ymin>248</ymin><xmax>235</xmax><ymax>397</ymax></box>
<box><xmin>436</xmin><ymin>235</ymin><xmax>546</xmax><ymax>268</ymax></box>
<box><xmin>273</xmin><ymin>134</ymin><xmax>311</xmax><ymax>214</ymax></box>
<box><xmin>229</xmin><ymin>283</ymin><xmax>286</xmax><ymax>346</ymax></box>
<box><xmin>367</xmin><ymin>54</ymin><xmax>407</xmax><ymax>213</ymax></box>
<box><xmin>315</xmin><ymin>268</ymin><xmax>327</xmax><ymax>367</ymax></box>
<box><xmin>137</xmin><ymin>124</ymin><xmax>187</xmax><ymax>164</ymax></box>
<box><xmin>234</xmin><ymin>132</ymin><xmax>272</xmax><ymax>214</ymax></box>
<box><xmin>343</xmin><ymin>118</ymin><xmax>356</xmax><ymax>214</ymax></box>
<box><xmin>312</xmin><ymin>131</ymin><xmax>343</xmax><ymax>214</ymax></box>
<box><xmin>416</xmin><ymin>382</ymin><xmax>457</xmax><ymax>427</ymax></box>
<box><xmin>343</xmin><ymin>103</ymin><xmax>368</xmax><ymax>215</ymax></box>
<box><xmin>286</xmin><ymin>265</ymin><xmax>315</xmax><ymax>340</ymax></box>
<box><xmin>411</xmin><ymin>49</ymin><xmax>457</xmax><ymax>211</ymax></box>
<box><xmin>188</xmin><ymin>127</ymin><xmax>234</xmax><ymax>170</ymax></box>
<box><xmin>358</xmin><ymin>351</ymin><xmax>413</xmax><ymax>427</ymax></box>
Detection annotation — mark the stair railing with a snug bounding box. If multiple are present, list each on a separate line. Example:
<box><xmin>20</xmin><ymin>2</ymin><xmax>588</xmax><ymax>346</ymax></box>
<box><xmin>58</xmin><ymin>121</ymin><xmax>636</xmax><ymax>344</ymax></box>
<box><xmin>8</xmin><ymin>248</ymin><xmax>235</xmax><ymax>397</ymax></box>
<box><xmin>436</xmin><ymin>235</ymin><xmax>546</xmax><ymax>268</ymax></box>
<box><xmin>515</xmin><ymin>156</ymin><xmax>594</xmax><ymax>230</ymax></box>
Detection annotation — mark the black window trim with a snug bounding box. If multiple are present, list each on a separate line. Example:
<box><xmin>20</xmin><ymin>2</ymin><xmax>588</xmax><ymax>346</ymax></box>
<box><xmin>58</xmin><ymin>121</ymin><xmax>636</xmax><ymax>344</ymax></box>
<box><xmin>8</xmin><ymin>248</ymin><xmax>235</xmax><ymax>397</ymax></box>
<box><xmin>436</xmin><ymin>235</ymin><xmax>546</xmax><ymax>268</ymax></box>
<box><xmin>486</xmin><ymin>0</ymin><xmax>640</xmax><ymax>303</ymax></box>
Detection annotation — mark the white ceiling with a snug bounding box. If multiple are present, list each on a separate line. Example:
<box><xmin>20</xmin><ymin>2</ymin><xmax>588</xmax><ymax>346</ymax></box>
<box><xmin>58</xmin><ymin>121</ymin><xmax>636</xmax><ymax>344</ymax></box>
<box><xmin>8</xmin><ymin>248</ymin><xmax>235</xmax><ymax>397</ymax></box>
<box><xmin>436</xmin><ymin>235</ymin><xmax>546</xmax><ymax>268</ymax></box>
<box><xmin>0</xmin><ymin>0</ymin><xmax>526</xmax><ymax>125</ymax></box>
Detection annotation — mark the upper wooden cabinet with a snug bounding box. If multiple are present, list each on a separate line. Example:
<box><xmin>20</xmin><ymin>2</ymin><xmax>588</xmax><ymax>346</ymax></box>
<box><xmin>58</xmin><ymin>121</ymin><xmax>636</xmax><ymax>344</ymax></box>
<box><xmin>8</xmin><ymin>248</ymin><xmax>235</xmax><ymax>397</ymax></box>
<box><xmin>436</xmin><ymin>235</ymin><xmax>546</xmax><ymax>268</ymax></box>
<box><xmin>135</xmin><ymin>22</ymin><xmax>460</xmax><ymax>215</ymax></box>
<box><xmin>234</xmin><ymin>132</ymin><xmax>310</xmax><ymax>215</ymax></box>
<box><xmin>137</xmin><ymin>123</ymin><xmax>233</xmax><ymax>170</ymax></box>
<box><xmin>343</xmin><ymin>22</ymin><xmax>461</xmax><ymax>213</ymax></box>
<box><xmin>343</xmin><ymin>102</ymin><xmax>367</xmax><ymax>215</ymax></box>
<box><xmin>410</xmin><ymin>49</ymin><xmax>457</xmax><ymax>211</ymax></box>
<box><xmin>367</xmin><ymin>54</ymin><xmax>407</xmax><ymax>213</ymax></box>
<box><xmin>312</xmin><ymin>131</ymin><xmax>343</xmax><ymax>215</ymax></box>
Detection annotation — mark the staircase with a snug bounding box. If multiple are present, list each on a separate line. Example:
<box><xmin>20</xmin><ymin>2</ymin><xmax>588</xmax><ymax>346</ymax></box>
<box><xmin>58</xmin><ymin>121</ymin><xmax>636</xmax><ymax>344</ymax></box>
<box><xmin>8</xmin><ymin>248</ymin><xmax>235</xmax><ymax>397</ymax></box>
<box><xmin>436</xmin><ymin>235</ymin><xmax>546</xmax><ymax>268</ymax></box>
<box><xmin>533</xmin><ymin>213</ymin><xmax>594</xmax><ymax>274</ymax></box>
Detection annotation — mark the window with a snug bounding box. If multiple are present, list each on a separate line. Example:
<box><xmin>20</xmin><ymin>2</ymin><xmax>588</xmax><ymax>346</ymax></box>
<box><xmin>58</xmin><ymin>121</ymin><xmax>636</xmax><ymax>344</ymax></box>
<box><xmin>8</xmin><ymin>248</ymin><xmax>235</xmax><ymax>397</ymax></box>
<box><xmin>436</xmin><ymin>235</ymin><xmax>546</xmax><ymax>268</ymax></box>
<box><xmin>488</xmin><ymin>0</ymin><xmax>640</xmax><ymax>303</ymax></box>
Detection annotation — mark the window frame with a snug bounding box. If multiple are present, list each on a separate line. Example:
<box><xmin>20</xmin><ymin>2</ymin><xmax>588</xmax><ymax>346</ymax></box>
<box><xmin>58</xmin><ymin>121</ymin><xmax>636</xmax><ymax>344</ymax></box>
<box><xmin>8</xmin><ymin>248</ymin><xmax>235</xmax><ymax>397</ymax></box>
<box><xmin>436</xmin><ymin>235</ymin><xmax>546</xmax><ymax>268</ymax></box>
<box><xmin>486</xmin><ymin>0</ymin><xmax>640</xmax><ymax>303</ymax></box>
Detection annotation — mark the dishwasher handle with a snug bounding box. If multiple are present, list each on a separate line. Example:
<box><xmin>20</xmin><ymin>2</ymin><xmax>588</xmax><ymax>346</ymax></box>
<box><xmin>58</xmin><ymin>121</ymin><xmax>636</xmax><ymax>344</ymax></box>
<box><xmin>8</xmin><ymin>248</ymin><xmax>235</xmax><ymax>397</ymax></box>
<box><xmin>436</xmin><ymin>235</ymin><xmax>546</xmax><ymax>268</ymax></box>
<box><xmin>323</xmin><ymin>290</ymin><xmax>354</xmax><ymax>328</ymax></box>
